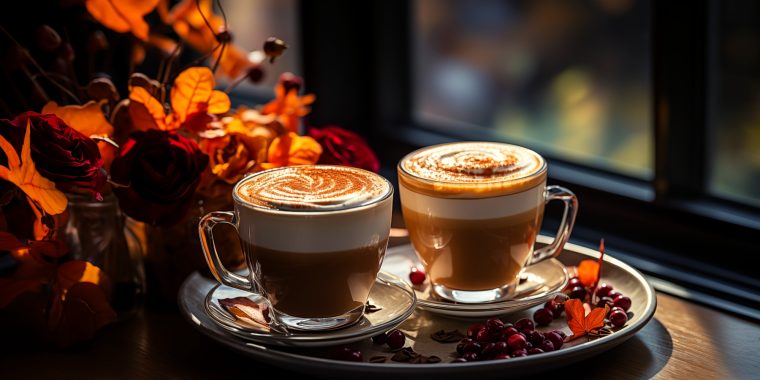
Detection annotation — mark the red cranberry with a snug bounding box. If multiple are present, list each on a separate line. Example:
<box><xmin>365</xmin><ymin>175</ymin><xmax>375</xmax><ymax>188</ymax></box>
<box><xmin>597</xmin><ymin>296</ymin><xmax>614</xmax><ymax>308</ymax></box>
<box><xmin>524</xmin><ymin>342</ymin><xmax>533</xmax><ymax>349</ymax></box>
<box><xmin>533</xmin><ymin>308</ymin><xmax>554</xmax><ymax>326</ymax></box>
<box><xmin>409</xmin><ymin>267</ymin><xmax>426</xmax><ymax>285</ymax></box>
<box><xmin>481</xmin><ymin>342</ymin><xmax>498</xmax><ymax>358</ymax></box>
<box><xmin>544</xmin><ymin>331</ymin><xmax>564</xmax><ymax>350</ymax></box>
<box><xmin>610</xmin><ymin>306</ymin><xmax>625</xmax><ymax>315</ymax></box>
<box><xmin>462</xmin><ymin>341</ymin><xmax>482</xmax><ymax>353</ymax></box>
<box><xmin>501</xmin><ymin>326</ymin><xmax>519</xmax><ymax>338</ymax></box>
<box><xmin>386</xmin><ymin>329</ymin><xmax>405</xmax><ymax>349</ymax></box>
<box><xmin>462</xmin><ymin>352</ymin><xmax>479</xmax><ymax>362</ymax></box>
<box><xmin>371</xmin><ymin>332</ymin><xmax>387</xmax><ymax>345</ymax></box>
<box><xmin>543</xmin><ymin>299</ymin><xmax>563</xmax><ymax>318</ymax></box>
<box><xmin>485</xmin><ymin>317</ymin><xmax>505</xmax><ymax>332</ymax></box>
<box><xmin>511</xmin><ymin>348</ymin><xmax>528</xmax><ymax>357</ymax></box>
<box><xmin>609</xmin><ymin>309</ymin><xmax>628</xmax><ymax>327</ymax></box>
<box><xmin>525</xmin><ymin>330</ymin><xmax>545</xmax><ymax>346</ymax></box>
<box><xmin>494</xmin><ymin>354</ymin><xmax>511</xmax><ymax>360</ymax></box>
<box><xmin>568</xmin><ymin>286</ymin><xmax>587</xmax><ymax>300</ymax></box>
<box><xmin>540</xmin><ymin>340</ymin><xmax>555</xmax><ymax>352</ymax></box>
<box><xmin>475</xmin><ymin>329</ymin><xmax>491</xmax><ymax>343</ymax></box>
<box><xmin>331</xmin><ymin>347</ymin><xmax>363</xmax><ymax>362</ymax></box>
<box><xmin>552</xmin><ymin>329</ymin><xmax>567</xmax><ymax>340</ymax></box>
<box><xmin>507</xmin><ymin>333</ymin><xmax>527</xmax><ymax>351</ymax></box>
<box><xmin>527</xmin><ymin>348</ymin><xmax>544</xmax><ymax>355</ymax></box>
<box><xmin>466</xmin><ymin>323</ymin><xmax>486</xmax><ymax>339</ymax></box>
<box><xmin>566</xmin><ymin>277</ymin><xmax>582</xmax><ymax>289</ymax></box>
<box><xmin>595</xmin><ymin>283</ymin><xmax>614</xmax><ymax>298</ymax></box>
<box><xmin>456</xmin><ymin>338</ymin><xmax>472</xmax><ymax>355</ymax></box>
<box><xmin>514</xmin><ymin>318</ymin><xmax>535</xmax><ymax>332</ymax></box>
<box><xmin>613</xmin><ymin>295</ymin><xmax>632</xmax><ymax>311</ymax></box>
<box><xmin>607</xmin><ymin>290</ymin><xmax>621</xmax><ymax>300</ymax></box>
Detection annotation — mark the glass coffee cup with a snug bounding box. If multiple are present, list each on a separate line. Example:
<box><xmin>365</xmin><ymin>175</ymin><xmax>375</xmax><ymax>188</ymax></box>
<box><xmin>199</xmin><ymin>165</ymin><xmax>393</xmax><ymax>331</ymax></box>
<box><xmin>398</xmin><ymin>142</ymin><xmax>577</xmax><ymax>303</ymax></box>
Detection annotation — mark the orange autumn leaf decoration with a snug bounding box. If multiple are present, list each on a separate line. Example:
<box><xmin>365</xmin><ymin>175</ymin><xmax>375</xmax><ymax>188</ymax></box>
<box><xmin>85</xmin><ymin>0</ymin><xmax>159</xmax><ymax>41</ymax></box>
<box><xmin>262</xmin><ymin>84</ymin><xmax>316</xmax><ymax>133</ymax></box>
<box><xmin>565</xmin><ymin>298</ymin><xmax>609</xmax><ymax>342</ymax></box>
<box><xmin>261</xmin><ymin>132</ymin><xmax>322</xmax><ymax>170</ymax></box>
<box><xmin>42</xmin><ymin>100</ymin><xmax>114</xmax><ymax>137</ymax></box>
<box><xmin>128</xmin><ymin>67</ymin><xmax>230</xmax><ymax>131</ymax></box>
<box><xmin>577</xmin><ymin>239</ymin><xmax>606</xmax><ymax>288</ymax></box>
<box><xmin>0</xmin><ymin>122</ymin><xmax>67</xmax><ymax>215</ymax></box>
<box><xmin>171</xmin><ymin>67</ymin><xmax>231</xmax><ymax>123</ymax></box>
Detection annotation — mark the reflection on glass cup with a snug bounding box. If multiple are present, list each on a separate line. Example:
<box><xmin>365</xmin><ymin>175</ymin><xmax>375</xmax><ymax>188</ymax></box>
<box><xmin>199</xmin><ymin>165</ymin><xmax>393</xmax><ymax>331</ymax></box>
<box><xmin>398</xmin><ymin>142</ymin><xmax>578</xmax><ymax>303</ymax></box>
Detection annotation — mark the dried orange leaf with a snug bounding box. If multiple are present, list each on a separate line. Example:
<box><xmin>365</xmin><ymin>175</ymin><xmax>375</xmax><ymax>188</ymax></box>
<box><xmin>42</xmin><ymin>100</ymin><xmax>114</xmax><ymax>137</ymax></box>
<box><xmin>85</xmin><ymin>0</ymin><xmax>159</xmax><ymax>41</ymax></box>
<box><xmin>577</xmin><ymin>259</ymin><xmax>600</xmax><ymax>288</ymax></box>
<box><xmin>262</xmin><ymin>132</ymin><xmax>322</xmax><ymax>169</ymax></box>
<box><xmin>565</xmin><ymin>299</ymin><xmax>609</xmax><ymax>342</ymax></box>
<box><xmin>0</xmin><ymin>122</ymin><xmax>67</xmax><ymax>215</ymax></box>
<box><xmin>170</xmin><ymin>67</ymin><xmax>230</xmax><ymax>124</ymax></box>
<box><xmin>219</xmin><ymin>297</ymin><xmax>269</xmax><ymax>332</ymax></box>
<box><xmin>56</xmin><ymin>260</ymin><xmax>110</xmax><ymax>296</ymax></box>
<box><xmin>129</xmin><ymin>86</ymin><xmax>168</xmax><ymax>130</ymax></box>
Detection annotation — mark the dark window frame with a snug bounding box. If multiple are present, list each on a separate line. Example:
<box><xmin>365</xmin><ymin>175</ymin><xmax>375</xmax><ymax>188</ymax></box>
<box><xmin>297</xmin><ymin>0</ymin><xmax>760</xmax><ymax>319</ymax></box>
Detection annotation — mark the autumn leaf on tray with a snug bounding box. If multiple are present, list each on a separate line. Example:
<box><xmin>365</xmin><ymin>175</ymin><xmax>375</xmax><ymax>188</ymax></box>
<box><xmin>219</xmin><ymin>297</ymin><xmax>270</xmax><ymax>332</ymax></box>
<box><xmin>565</xmin><ymin>298</ymin><xmax>609</xmax><ymax>342</ymax></box>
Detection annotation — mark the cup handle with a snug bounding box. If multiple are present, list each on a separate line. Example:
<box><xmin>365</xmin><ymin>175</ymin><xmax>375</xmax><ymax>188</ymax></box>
<box><xmin>529</xmin><ymin>185</ymin><xmax>578</xmax><ymax>265</ymax></box>
<box><xmin>199</xmin><ymin>211</ymin><xmax>255</xmax><ymax>292</ymax></box>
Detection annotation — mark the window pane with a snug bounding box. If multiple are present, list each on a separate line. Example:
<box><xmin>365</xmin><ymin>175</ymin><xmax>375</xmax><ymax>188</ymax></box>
<box><xmin>220</xmin><ymin>0</ymin><xmax>300</xmax><ymax>90</ymax></box>
<box><xmin>414</xmin><ymin>0</ymin><xmax>652</xmax><ymax>178</ymax></box>
<box><xmin>709</xmin><ymin>0</ymin><xmax>760</xmax><ymax>207</ymax></box>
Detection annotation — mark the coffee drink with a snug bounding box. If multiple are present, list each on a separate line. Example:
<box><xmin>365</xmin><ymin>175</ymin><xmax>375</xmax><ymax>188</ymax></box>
<box><xmin>201</xmin><ymin>165</ymin><xmax>393</xmax><ymax>330</ymax></box>
<box><xmin>398</xmin><ymin>142</ymin><xmax>577</xmax><ymax>303</ymax></box>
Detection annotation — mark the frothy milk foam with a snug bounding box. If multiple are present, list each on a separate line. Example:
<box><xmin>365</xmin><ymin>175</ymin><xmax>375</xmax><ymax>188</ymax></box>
<box><xmin>399</xmin><ymin>142</ymin><xmax>546</xmax><ymax>219</ymax></box>
<box><xmin>233</xmin><ymin>165</ymin><xmax>393</xmax><ymax>253</ymax></box>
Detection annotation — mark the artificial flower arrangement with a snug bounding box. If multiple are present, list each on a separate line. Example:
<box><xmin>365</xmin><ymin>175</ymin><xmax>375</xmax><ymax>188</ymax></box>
<box><xmin>0</xmin><ymin>0</ymin><xmax>378</xmax><ymax>346</ymax></box>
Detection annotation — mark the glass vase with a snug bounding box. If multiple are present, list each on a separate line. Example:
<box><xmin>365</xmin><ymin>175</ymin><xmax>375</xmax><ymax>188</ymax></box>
<box><xmin>63</xmin><ymin>193</ymin><xmax>145</xmax><ymax>319</ymax></box>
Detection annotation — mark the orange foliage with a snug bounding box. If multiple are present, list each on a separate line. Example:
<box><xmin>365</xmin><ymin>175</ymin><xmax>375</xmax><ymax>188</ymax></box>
<box><xmin>128</xmin><ymin>67</ymin><xmax>230</xmax><ymax>132</ymax></box>
<box><xmin>42</xmin><ymin>101</ymin><xmax>114</xmax><ymax>137</ymax></box>
<box><xmin>565</xmin><ymin>299</ymin><xmax>609</xmax><ymax>342</ymax></box>
<box><xmin>261</xmin><ymin>84</ymin><xmax>316</xmax><ymax>132</ymax></box>
<box><xmin>0</xmin><ymin>122</ymin><xmax>67</xmax><ymax>215</ymax></box>
<box><xmin>261</xmin><ymin>132</ymin><xmax>322</xmax><ymax>170</ymax></box>
<box><xmin>85</xmin><ymin>0</ymin><xmax>159</xmax><ymax>41</ymax></box>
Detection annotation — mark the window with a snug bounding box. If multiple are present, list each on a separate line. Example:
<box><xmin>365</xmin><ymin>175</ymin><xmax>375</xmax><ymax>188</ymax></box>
<box><xmin>709</xmin><ymin>0</ymin><xmax>760</xmax><ymax>207</ymax></box>
<box><xmin>218</xmin><ymin>0</ymin><xmax>300</xmax><ymax>92</ymax></box>
<box><xmin>414</xmin><ymin>0</ymin><xmax>653</xmax><ymax>178</ymax></box>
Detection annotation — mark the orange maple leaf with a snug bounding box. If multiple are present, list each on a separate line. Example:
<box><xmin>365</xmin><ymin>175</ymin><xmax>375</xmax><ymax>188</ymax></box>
<box><xmin>565</xmin><ymin>298</ymin><xmax>609</xmax><ymax>342</ymax></box>
<box><xmin>129</xmin><ymin>86</ymin><xmax>168</xmax><ymax>130</ymax></box>
<box><xmin>85</xmin><ymin>0</ymin><xmax>159</xmax><ymax>41</ymax></box>
<box><xmin>42</xmin><ymin>100</ymin><xmax>114</xmax><ymax>137</ymax></box>
<box><xmin>170</xmin><ymin>67</ymin><xmax>230</xmax><ymax>123</ymax></box>
<box><xmin>0</xmin><ymin>122</ymin><xmax>67</xmax><ymax>215</ymax></box>
<box><xmin>261</xmin><ymin>132</ymin><xmax>322</xmax><ymax>170</ymax></box>
<box><xmin>261</xmin><ymin>84</ymin><xmax>316</xmax><ymax>133</ymax></box>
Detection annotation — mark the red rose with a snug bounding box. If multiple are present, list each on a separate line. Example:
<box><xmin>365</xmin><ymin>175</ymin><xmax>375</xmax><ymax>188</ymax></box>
<box><xmin>308</xmin><ymin>126</ymin><xmax>380</xmax><ymax>172</ymax></box>
<box><xmin>111</xmin><ymin>130</ymin><xmax>209</xmax><ymax>226</ymax></box>
<box><xmin>0</xmin><ymin>112</ymin><xmax>105</xmax><ymax>198</ymax></box>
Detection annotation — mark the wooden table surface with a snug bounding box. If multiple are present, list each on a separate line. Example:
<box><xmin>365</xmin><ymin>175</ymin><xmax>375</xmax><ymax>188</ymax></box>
<box><xmin>2</xmin><ymin>236</ymin><xmax>759</xmax><ymax>380</ymax></box>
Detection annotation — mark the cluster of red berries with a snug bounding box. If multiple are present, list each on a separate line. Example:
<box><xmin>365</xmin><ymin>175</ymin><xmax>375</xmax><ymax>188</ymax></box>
<box><xmin>564</xmin><ymin>277</ymin><xmax>631</xmax><ymax>328</ymax></box>
<box><xmin>331</xmin><ymin>329</ymin><xmax>406</xmax><ymax>362</ymax></box>
<box><xmin>453</xmin><ymin>317</ymin><xmax>566</xmax><ymax>362</ymax></box>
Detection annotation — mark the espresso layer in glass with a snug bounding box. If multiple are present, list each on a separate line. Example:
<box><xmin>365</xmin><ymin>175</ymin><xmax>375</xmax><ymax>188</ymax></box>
<box><xmin>246</xmin><ymin>240</ymin><xmax>386</xmax><ymax>318</ymax></box>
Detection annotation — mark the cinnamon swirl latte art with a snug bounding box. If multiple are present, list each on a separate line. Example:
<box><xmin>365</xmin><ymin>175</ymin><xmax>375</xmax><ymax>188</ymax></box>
<box><xmin>236</xmin><ymin>166</ymin><xmax>391</xmax><ymax>211</ymax></box>
<box><xmin>399</xmin><ymin>142</ymin><xmax>546</xmax><ymax>198</ymax></box>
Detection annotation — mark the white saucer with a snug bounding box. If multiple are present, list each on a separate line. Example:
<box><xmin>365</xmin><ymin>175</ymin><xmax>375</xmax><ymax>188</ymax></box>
<box><xmin>203</xmin><ymin>271</ymin><xmax>416</xmax><ymax>347</ymax></box>
<box><xmin>380</xmin><ymin>238</ymin><xmax>569</xmax><ymax>317</ymax></box>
